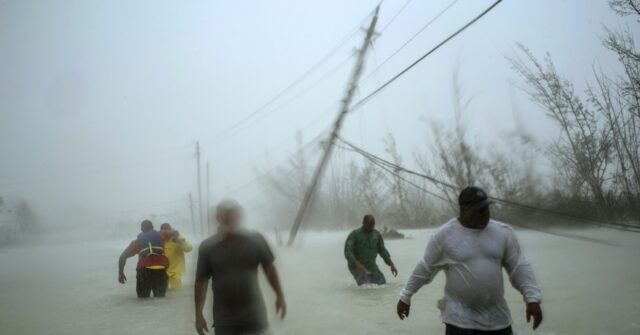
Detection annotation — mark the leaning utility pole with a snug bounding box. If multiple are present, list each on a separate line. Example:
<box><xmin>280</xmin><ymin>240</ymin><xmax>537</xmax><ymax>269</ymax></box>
<box><xmin>195</xmin><ymin>141</ymin><xmax>204</xmax><ymax>236</ymax></box>
<box><xmin>287</xmin><ymin>6</ymin><xmax>380</xmax><ymax>246</ymax></box>
<box><xmin>206</xmin><ymin>161</ymin><xmax>211</xmax><ymax>235</ymax></box>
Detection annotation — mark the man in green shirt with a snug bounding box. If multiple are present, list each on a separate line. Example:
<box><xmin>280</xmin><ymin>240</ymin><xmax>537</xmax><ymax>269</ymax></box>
<box><xmin>344</xmin><ymin>214</ymin><xmax>398</xmax><ymax>286</ymax></box>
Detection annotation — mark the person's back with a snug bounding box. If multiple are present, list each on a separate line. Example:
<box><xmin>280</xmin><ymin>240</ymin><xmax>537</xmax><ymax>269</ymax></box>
<box><xmin>118</xmin><ymin>220</ymin><xmax>175</xmax><ymax>298</ymax></box>
<box><xmin>137</xmin><ymin>230</ymin><xmax>164</xmax><ymax>257</ymax></box>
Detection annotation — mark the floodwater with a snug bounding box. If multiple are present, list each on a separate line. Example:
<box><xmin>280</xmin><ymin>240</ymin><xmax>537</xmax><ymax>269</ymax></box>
<box><xmin>1</xmin><ymin>227</ymin><xmax>639</xmax><ymax>335</ymax></box>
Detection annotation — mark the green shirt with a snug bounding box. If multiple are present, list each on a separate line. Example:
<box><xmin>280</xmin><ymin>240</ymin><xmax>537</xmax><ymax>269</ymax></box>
<box><xmin>344</xmin><ymin>227</ymin><xmax>391</xmax><ymax>277</ymax></box>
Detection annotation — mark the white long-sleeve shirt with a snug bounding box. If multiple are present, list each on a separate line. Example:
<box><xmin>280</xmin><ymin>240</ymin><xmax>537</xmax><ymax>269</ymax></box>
<box><xmin>400</xmin><ymin>218</ymin><xmax>542</xmax><ymax>331</ymax></box>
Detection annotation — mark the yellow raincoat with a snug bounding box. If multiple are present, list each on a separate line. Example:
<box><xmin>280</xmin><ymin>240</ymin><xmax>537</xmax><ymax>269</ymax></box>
<box><xmin>164</xmin><ymin>234</ymin><xmax>192</xmax><ymax>290</ymax></box>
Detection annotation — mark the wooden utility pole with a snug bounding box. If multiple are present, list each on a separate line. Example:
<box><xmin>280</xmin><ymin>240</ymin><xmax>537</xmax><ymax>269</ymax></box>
<box><xmin>287</xmin><ymin>6</ymin><xmax>380</xmax><ymax>246</ymax></box>
<box><xmin>189</xmin><ymin>192</ymin><xmax>196</xmax><ymax>235</ymax></box>
<box><xmin>206</xmin><ymin>161</ymin><xmax>211</xmax><ymax>235</ymax></box>
<box><xmin>196</xmin><ymin>141</ymin><xmax>204</xmax><ymax>236</ymax></box>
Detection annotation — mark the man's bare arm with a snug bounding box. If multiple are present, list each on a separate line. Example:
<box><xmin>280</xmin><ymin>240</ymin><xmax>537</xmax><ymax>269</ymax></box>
<box><xmin>262</xmin><ymin>262</ymin><xmax>286</xmax><ymax>319</ymax></box>
<box><xmin>118</xmin><ymin>249</ymin><xmax>134</xmax><ymax>272</ymax></box>
<box><xmin>118</xmin><ymin>248</ymin><xmax>135</xmax><ymax>284</ymax></box>
<box><xmin>194</xmin><ymin>279</ymin><xmax>209</xmax><ymax>335</ymax></box>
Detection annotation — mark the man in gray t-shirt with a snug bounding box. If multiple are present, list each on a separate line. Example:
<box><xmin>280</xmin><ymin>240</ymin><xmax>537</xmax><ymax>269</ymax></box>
<box><xmin>195</xmin><ymin>199</ymin><xmax>286</xmax><ymax>335</ymax></box>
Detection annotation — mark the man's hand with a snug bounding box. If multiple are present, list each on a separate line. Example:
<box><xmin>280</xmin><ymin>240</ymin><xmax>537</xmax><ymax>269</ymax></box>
<box><xmin>390</xmin><ymin>264</ymin><xmax>398</xmax><ymax>277</ymax></box>
<box><xmin>355</xmin><ymin>261</ymin><xmax>367</xmax><ymax>273</ymax></box>
<box><xmin>397</xmin><ymin>300</ymin><xmax>410</xmax><ymax>320</ymax></box>
<box><xmin>118</xmin><ymin>272</ymin><xmax>127</xmax><ymax>284</ymax></box>
<box><xmin>526</xmin><ymin>302</ymin><xmax>543</xmax><ymax>330</ymax></box>
<box><xmin>275</xmin><ymin>294</ymin><xmax>287</xmax><ymax>320</ymax></box>
<box><xmin>195</xmin><ymin>315</ymin><xmax>209</xmax><ymax>335</ymax></box>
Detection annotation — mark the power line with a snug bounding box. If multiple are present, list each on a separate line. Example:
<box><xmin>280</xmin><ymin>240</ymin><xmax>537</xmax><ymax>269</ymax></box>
<box><xmin>214</xmin><ymin>100</ymin><xmax>337</xmax><ymax>198</ymax></box>
<box><xmin>379</xmin><ymin>0</ymin><xmax>413</xmax><ymax>33</ymax></box>
<box><xmin>363</xmin><ymin>0</ymin><xmax>460</xmax><ymax>81</ymax></box>
<box><xmin>214</xmin><ymin>7</ymin><xmax>377</xmax><ymax>138</ymax></box>
<box><xmin>337</xmin><ymin>136</ymin><xmax>456</xmax><ymax>189</ymax></box>
<box><xmin>336</xmin><ymin>142</ymin><xmax>450</xmax><ymax>202</ymax></box>
<box><xmin>225</xmin><ymin>126</ymin><xmax>330</xmax><ymax>196</ymax></box>
<box><xmin>253</xmin><ymin>102</ymin><xmax>337</xmax><ymax>154</ymax></box>
<box><xmin>219</xmin><ymin>54</ymin><xmax>354</xmax><ymax>141</ymax></box>
<box><xmin>222</xmin><ymin>0</ymin><xmax>497</xmax><ymax>185</ymax></box>
<box><xmin>338</xmin><ymin>141</ymin><xmax>620</xmax><ymax>245</ymax></box>
<box><xmin>336</xmin><ymin>136</ymin><xmax>640</xmax><ymax>233</ymax></box>
<box><xmin>217</xmin><ymin>0</ymin><xmax>422</xmax><ymax>143</ymax></box>
<box><xmin>350</xmin><ymin>0</ymin><xmax>502</xmax><ymax>113</ymax></box>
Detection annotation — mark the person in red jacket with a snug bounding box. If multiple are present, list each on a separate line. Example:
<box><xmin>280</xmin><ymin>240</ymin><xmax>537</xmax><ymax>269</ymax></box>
<box><xmin>118</xmin><ymin>220</ymin><xmax>177</xmax><ymax>298</ymax></box>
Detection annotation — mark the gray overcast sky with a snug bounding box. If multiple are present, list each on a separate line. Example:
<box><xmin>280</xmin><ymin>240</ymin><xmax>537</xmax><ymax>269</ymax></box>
<box><xmin>0</xmin><ymin>0</ymin><xmax>636</xmax><ymax>224</ymax></box>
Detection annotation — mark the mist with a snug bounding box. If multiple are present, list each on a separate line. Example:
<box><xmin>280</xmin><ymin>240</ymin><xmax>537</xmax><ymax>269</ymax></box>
<box><xmin>1</xmin><ymin>0</ymin><xmax>639</xmax><ymax>334</ymax></box>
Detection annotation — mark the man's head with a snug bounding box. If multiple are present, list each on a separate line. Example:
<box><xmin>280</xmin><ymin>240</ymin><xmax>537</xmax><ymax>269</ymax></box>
<box><xmin>160</xmin><ymin>223</ymin><xmax>172</xmax><ymax>231</ymax></box>
<box><xmin>458</xmin><ymin>186</ymin><xmax>493</xmax><ymax>229</ymax></box>
<box><xmin>216</xmin><ymin>199</ymin><xmax>242</xmax><ymax>233</ymax></box>
<box><xmin>140</xmin><ymin>220</ymin><xmax>153</xmax><ymax>232</ymax></box>
<box><xmin>362</xmin><ymin>214</ymin><xmax>375</xmax><ymax>232</ymax></box>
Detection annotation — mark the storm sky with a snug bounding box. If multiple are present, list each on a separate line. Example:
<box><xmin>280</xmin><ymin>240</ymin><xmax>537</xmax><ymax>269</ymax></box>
<box><xmin>0</xmin><ymin>0</ymin><xmax>634</xmax><ymax>226</ymax></box>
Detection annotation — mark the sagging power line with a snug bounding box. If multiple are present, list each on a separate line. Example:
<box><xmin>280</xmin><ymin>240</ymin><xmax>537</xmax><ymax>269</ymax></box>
<box><xmin>379</xmin><ymin>0</ymin><xmax>414</xmax><ymax>33</ymax></box>
<box><xmin>214</xmin><ymin>7</ymin><xmax>378</xmax><ymax>139</ymax></box>
<box><xmin>363</xmin><ymin>0</ymin><xmax>460</xmax><ymax>81</ymax></box>
<box><xmin>219</xmin><ymin>55</ymin><xmax>354</xmax><ymax>141</ymax></box>
<box><xmin>334</xmin><ymin>140</ymin><xmax>621</xmax><ymax>245</ymax></box>
<box><xmin>350</xmin><ymin>0</ymin><xmax>502</xmax><ymax>113</ymax></box>
<box><xmin>286</xmin><ymin>1</ymin><xmax>505</xmax><ymax>245</ymax></box>
<box><xmin>216</xmin><ymin>0</ymin><xmax>422</xmax><ymax>143</ymax></box>
<box><xmin>336</xmin><ymin>136</ymin><xmax>640</xmax><ymax>233</ymax></box>
<box><xmin>224</xmin><ymin>126</ymin><xmax>330</xmax><ymax>197</ymax></box>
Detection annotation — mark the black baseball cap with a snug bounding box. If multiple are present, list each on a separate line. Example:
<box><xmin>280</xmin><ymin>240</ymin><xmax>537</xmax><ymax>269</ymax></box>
<box><xmin>458</xmin><ymin>186</ymin><xmax>494</xmax><ymax>209</ymax></box>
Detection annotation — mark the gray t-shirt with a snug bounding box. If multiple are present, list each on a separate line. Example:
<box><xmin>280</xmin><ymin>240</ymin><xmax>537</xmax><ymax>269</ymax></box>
<box><xmin>196</xmin><ymin>230</ymin><xmax>275</xmax><ymax>330</ymax></box>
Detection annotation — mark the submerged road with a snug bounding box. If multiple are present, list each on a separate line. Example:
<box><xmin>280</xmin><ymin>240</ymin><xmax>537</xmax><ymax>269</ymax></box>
<box><xmin>1</xmin><ymin>227</ymin><xmax>639</xmax><ymax>334</ymax></box>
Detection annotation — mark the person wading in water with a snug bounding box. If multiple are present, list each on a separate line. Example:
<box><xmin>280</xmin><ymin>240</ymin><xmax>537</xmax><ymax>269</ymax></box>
<box><xmin>344</xmin><ymin>214</ymin><xmax>398</xmax><ymax>286</ymax></box>
<box><xmin>194</xmin><ymin>199</ymin><xmax>286</xmax><ymax>335</ymax></box>
<box><xmin>118</xmin><ymin>220</ymin><xmax>177</xmax><ymax>298</ymax></box>
<box><xmin>397</xmin><ymin>186</ymin><xmax>543</xmax><ymax>334</ymax></box>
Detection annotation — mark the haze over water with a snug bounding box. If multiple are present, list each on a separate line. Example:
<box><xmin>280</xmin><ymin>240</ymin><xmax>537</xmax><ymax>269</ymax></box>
<box><xmin>1</xmin><ymin>1</ymin><xmax>639</xmax><ymax>334</ymax></box>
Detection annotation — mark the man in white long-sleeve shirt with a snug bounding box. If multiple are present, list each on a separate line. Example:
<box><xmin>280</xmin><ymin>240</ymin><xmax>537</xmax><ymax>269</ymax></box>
<box><xmin>397</xmin><ymin>186</ymin><xmax>543</xmax><ymax>335</ymax></box>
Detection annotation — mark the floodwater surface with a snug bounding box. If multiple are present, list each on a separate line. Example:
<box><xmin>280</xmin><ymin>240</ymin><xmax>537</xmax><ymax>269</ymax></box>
<box><xmin>1</xmin><ymin>227</ymin><xmax>639</xmax><ymax>335</ymax></box>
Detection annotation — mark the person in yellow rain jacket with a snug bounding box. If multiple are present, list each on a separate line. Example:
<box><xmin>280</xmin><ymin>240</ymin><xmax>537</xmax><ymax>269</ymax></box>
<box><xmin>160</xmin><ymin>223</ymin><xmax>193</xmax><ymax>290</ymax></box>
